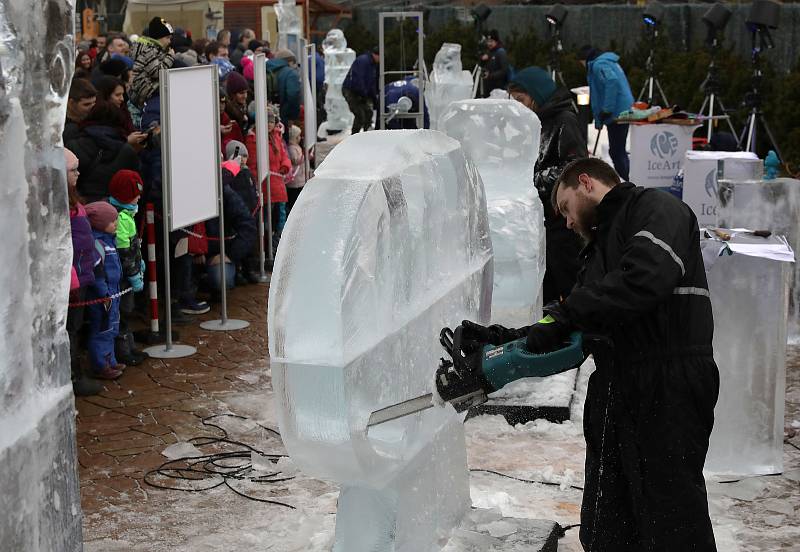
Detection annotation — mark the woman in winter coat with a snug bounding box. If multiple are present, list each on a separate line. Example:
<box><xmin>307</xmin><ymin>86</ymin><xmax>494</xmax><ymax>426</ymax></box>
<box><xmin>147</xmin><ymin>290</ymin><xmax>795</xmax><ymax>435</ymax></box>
<box><xmin>65</xmin><ymin>100</ymin><xmax>146</xmax><ymax>202</ymax></box>
<box><xmin>94</xmin><ymin>75</ymin><xmax>135</xmax><ymax>136</ymax></box>
<box><xmin>220</xmin><ymin>89</ymin><xmax>245</xmax><ymax>154</ymax></box>
<box><xmin>66</xmin><ymin>148</ymin><xmax>103</xmax><ymax>396</ymax></box>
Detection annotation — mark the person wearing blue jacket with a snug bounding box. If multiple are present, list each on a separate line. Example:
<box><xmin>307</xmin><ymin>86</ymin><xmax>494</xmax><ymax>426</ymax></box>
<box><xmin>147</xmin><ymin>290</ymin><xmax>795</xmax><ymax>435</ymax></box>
<box><xmin>267</xmin><ymin>49</ymin><xmax>302</xmax><ymax>130</ymax></box>
<box><xmin>579</xmin><ymin>46</ymin><xmax>634</xmax><ymax>180</ymax></box>
<box><xmin>384</xmin><ymin>77</ymin><xmax>429</xmax><ymax>130</ymax></box>
<box><xmin>342</xmin><ymin>47</ymin><xmax>380</xmax><ymax>134</ymax></box>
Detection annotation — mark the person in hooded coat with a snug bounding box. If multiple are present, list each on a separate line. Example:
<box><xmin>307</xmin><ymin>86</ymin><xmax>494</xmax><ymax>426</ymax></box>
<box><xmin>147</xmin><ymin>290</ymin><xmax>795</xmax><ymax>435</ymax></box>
<box><xmin>508</xmin><ymin>67</ymin><xmax>587</xmax><ymax>303</ymax></box>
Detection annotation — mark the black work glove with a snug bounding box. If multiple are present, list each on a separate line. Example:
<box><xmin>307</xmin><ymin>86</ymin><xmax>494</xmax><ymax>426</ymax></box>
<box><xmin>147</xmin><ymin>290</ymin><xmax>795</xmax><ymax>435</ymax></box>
<box><xmin>599</xmin><ymin>110</ymin><xmax>612</xmax><ymax>124</ymax></box>
<box><xmin>525</xmin><ymin>302</ymin><xmax>573</xmax><ymax>354</ymax></box>
<box><xmin>459</xmin><ymin>320</ymin><xmax>528</xmax><ymax>353</ymax></box>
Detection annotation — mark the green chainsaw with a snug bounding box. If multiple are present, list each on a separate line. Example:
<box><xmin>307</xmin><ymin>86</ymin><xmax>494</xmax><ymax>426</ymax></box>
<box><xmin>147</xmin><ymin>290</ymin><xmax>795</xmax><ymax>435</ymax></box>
<box><xmin>367</xmin><ymin>323</ymin><xmax>586</xmax><ymax>428</ymax></box>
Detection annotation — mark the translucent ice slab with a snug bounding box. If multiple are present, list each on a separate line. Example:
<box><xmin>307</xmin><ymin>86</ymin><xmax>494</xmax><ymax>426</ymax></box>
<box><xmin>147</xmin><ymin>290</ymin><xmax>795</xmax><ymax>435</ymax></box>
<box><xmin>717</xmin><ymin>177</ymin><xmax>800</xmax><ymax>338</ymax></box>
<box><xmin>703</xmin><ymin>233</ymin><xmax>791</xmax><ymax>476</ymax></box>
<box><xmin>320</xmin><ymin>29</ymin><xmax>355</xmax><ymax>135</ymax></box>
<box><xmin>439</xmin><ymin>99</ymin><xmax>545</xmax><ymax>328</ymax></box>
<box><xmin>268</xmin><ymin>130</ymin><xmax>493</xmax><ymax>550</ymax></box>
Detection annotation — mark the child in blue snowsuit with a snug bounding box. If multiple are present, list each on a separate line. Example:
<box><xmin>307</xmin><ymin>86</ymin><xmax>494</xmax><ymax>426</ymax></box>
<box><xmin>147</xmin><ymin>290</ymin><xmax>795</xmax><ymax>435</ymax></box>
<box><xmin>85</xmin><ymin>201</ymin><xmax>126</xmax><ymax>380</ymax></box>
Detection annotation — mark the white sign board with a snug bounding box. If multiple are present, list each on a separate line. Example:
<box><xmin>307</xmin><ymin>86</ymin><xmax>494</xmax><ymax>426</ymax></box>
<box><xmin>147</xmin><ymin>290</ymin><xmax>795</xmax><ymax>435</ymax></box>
<box><xmin>682</xmin><ymin>150</ymin><xmax>760</xmax><ymax>228</ymax></box>
<box><xmin>163</xmin><ymin>65</ymin><xmax>220</xmax><ymax>230</ymax></box>
<box><xmin>629</xmin><ymin>124</ymin><xmax>698</xmax><ymax>190</ymax></box>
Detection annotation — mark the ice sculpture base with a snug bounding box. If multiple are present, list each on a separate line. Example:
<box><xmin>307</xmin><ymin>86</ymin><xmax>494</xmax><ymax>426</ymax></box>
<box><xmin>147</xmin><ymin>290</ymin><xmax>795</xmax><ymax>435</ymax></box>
<box><xmin>333</xmin><ymin>415</ymin><xmax>470</xmax><ymax>552</ymax></box>
<box><xmin>0</xmin><ymin>388</ymin><xmax>83</xmax><ymax>551</ymax></box>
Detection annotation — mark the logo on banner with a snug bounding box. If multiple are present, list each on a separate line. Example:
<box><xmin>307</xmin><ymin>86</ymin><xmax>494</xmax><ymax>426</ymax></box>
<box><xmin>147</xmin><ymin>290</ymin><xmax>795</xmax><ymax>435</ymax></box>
<box><xmin>704</xmin><ymin>169</ymin><xmax>717</xmax><ymax>198</ymax></box>
<box><xmin>650</xmin><ymin>131</ymin><xmax>679</xmax><ymax>159</ymax></box>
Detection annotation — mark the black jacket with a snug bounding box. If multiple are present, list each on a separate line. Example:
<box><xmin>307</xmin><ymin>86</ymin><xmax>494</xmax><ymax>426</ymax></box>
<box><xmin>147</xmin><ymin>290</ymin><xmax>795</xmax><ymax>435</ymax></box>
<box><xmin>64</xmin><ymin>123</ymin><xmax>140</xmax><ymax>203</ymax></box>
<box><xmin>565</xmin><ymin>182</ymin><xmax>718</xmax><ymax>551</ymax></box>
<box><xmin>565</xmin><ymin>182</ymin><xmax>714</xmax><ymax>358</ymax></box>
<box><xmin>535</xmin><ymin>88</ymin><xmax>587</xmax><ymax>303</ymax></box>
<box><xmin>481</xmin><ymin>46</ymin><xmax>509</xmax><ymax>96</ymax></box>
<box><xmin>535</xmin><ymin>88</ymin><xmax>588</xmax><ymax>222</ymax></box>
<box><xmin>206</xmin><ymin>181</ymin><xmax>257</xmax><ymax>264</ymax></box>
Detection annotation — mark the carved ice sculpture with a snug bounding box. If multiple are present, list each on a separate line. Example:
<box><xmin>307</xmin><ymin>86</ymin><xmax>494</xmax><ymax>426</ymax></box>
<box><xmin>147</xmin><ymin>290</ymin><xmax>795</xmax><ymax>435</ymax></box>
<box><xmin>319</xmin><ymin>29</ymin><xmax>355</xmax><ymax>139</ymax></box>
<box><xmin>439</xmin><ymin>99</ymin><xmax>545</xmax><ymax>327</ymax></box>
<box><xmin>268</xmin><ymin>130</ymin><xmax>493</xmax><ymax>551</ymax></box>
<box><xmin>274</xmin><ymin>0</ymin><xmax>302</xmax><ymax>53</ymax></box>
<box><xmin>425</xmin><ymin>43</ymin><xmax>474</xmax><ymax>130</ymax></box>
<box><xmin>0</xmin><ymin>0</ymin><xmax>83</xmax><ymax>549</ymax></box>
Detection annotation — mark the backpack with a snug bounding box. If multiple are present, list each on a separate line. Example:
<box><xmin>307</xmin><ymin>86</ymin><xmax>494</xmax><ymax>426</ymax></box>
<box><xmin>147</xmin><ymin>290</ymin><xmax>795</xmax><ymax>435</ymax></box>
<box><xmin>266</xmin><ymin>66</ymin><xmax>281</xmax><ymax>105</ymax></box>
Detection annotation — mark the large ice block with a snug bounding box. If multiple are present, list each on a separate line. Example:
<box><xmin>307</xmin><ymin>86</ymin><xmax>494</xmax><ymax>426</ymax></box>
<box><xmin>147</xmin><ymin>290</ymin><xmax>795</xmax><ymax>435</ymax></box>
<box><xmin>268</xmin><ymin>130</ymin><xmax>493</xmax><ymax>551</ymax></box>
<box><xmin>703</xmin><ymin>233</ymin><xmax>792</xmax><ymax>476</ymax></box>
<box><xmin>424</xmin><ymin>44</ymin><xmax>474</xmax><ymax>130</ymax></box>
<box><xmin>717</xmin><ymin>177</ymin><xmax>800</xmax><ymax>337</ymax></box>
<box><xmin>318</xmin><ymin>29</ymin><xmax>355</xmax><ymax>137</ymax></box>
<box><xmin>0</xmin><ymin>0</ymin><xmax>83</xmax><ymax>549</ymax></box>
<box><xmin>439</xmin><ymin>99</ymin><xmax>545</xmax><ymax>327</ymax></box>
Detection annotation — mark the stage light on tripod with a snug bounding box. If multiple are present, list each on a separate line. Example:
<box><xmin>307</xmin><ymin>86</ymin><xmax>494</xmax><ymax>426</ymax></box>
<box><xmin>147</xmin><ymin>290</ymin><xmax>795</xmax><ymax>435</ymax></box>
<box><xmin>747</xmin><ymin>0</ymin><xmax>780</xmax><ymax>30</ymax></box>
<box><xmin>643</xmin><ymin>3</ymin><xmax>665</xmax><ymax>27</ymax></box>
<box><xmin>703</xmin><ymin>3</ymin><xmax>732</xmax><ymax>33</ymax></box>
<box><xmin>546</xmin><ymin>5</ymin><xmax>567</xmax><ymax>28</ymax></box>
<box><xmin>471</xmin><ymin>4</ymin><xmax>492</xmax><ymax>24</ymax></box>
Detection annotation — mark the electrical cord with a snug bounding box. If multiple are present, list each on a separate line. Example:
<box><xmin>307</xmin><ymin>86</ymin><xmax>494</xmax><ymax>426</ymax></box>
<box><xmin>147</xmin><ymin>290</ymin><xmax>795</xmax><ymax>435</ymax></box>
<box><xmin>144</xmin><ymin>414</ymin><xmax>296</xmax><ymax>508</ymax></box>
<box><xmin>469</xmin><ymin>468</ymin><xmax>584</xmax><ymax>491</ymax></box>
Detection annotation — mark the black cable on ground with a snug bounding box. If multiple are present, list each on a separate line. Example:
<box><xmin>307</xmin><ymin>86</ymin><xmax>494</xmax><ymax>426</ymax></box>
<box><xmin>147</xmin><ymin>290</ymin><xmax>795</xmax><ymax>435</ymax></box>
<box><xmin>469</xmin><ymin>468</ymin><xmax>584</xmax><ymax>491</ymax></box>
<box><xmin>143</xmin><ymin>414</ymin><xmax>296</xmax><ymax>508</ymax></box>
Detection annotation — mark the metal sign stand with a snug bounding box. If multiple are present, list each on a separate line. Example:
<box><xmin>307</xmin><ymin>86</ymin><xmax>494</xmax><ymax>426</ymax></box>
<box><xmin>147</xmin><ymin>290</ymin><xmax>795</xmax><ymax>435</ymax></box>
<box><xmin>200</xmin><ymin>74</ymin><xmax>249</xmax><ymax>332</ymax></box>
<box><xmin>378</xmin><ymin>11</ymin><xmax>425</xmax><ymax>130</ymax></box>
<box><xmin>299</xmin><ymin>38</ymin><xmax>315</xmax><ymax>182</ymax></box>
<box><xmin>253</xmin><ymin>52</ymin><xmax>271</xmax><ymax>283</ymax></box>
<box><xmin>145</xmin><ymin>69</ymin><xmax>197</xmax><ymax>359</ymax></box>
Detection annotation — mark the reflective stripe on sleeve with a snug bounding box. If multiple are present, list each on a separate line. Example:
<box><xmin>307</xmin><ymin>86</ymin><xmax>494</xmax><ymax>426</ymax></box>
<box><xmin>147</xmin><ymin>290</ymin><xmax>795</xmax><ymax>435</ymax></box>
<box><xmin>673</xmin><ymin>286</ymin><xmax>710</xmax><ymax>298</ymax></box>
<box><xmin>634</xmin><ymin>230</ymin><xmax>686</xmax><ymax>276</ymax></box>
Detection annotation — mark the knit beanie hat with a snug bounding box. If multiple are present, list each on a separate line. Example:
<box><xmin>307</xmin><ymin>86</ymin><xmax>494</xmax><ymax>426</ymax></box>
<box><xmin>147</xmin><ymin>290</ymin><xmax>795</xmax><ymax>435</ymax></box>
<box><xmin>509</xmin><ymin>67</ymin><xmax>557</xmax><ymax>108</ymax></box>
<box><xmin>225</xmin><ymin>140</ymin><xmax>248</xmax><ymax>161</ymax></box>
<box><xmin>109</xmin><ymin>169</ymin><xmax>144</xmax><ymax>204</ymax></box>
<box><xmin>248</xmin><ymin>40</ymin><xmax>263</xmax><ymax>52</ymax></box>
<box><xmin>85</xmin><ymin>201</ymin><xmax>119</xmax><ymax>231</ymax></box>
<box><xmin>226</xmin><ymin>71</ymin><xmax>249</xmax><ymax>95</ymax></box>
<box><xmin>148</xmin><ymin>17</ymin><xmax>173</xmax><ymax>40</ymax></box>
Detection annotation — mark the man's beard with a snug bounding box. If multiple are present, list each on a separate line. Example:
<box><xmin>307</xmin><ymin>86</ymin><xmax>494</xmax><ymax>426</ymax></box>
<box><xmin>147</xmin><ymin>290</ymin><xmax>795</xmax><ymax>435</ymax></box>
<box><xmin>572</xmin><ymin>194</ymin><xmax>598</xmax><ymax>243</ymax></box>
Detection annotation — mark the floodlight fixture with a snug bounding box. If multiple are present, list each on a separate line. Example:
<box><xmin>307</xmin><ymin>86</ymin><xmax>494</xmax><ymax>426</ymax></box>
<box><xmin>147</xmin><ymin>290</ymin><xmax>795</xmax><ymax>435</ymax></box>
<box><xmin>703</xmin><ymin>3</ymin><xmax>732</xmax><ymax>46</ymax></box>
<box><xmin>747</xmin><ymin>0</ymin><xmax>780</xmax><ymax>31</ymax></box>
<box><xmin>471</xmin><ymin>4</ymin><xmax>492</xmax><ymax>24</ymax></box>
<box><xmin>546</xmin><ymin>5</ymin><xmax>567</xmax><ymax>28</ymax></box>
<box><xmin>643</xmin><ymin>3</ymin><xmax>665</xmax><ymax>27</ymax></box>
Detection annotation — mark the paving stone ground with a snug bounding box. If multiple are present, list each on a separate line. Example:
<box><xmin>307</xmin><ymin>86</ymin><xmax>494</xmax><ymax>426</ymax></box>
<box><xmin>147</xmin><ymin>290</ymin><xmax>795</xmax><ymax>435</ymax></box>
<box><xmin>77</xmin><ymin>281</ymin><xmax>800</xmax><ymax>550</ymax></box>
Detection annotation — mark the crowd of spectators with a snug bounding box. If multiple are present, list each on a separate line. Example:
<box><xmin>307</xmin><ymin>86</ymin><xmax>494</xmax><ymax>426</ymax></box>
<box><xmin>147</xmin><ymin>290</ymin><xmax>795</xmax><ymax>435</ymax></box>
<box><xmin>65</xmin><ymin>18</ymin><xmax>305</xmax><ymax>397</ymax></box>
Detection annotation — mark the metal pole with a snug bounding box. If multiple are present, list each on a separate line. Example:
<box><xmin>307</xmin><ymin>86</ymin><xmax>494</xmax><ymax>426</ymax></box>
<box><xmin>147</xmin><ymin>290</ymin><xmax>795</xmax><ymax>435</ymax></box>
<box><xmin>309</xmin><ymin>41</ymin><xmax>316</xmax><ymax>178</ymax></box>
<box><xmin>379</xmin><ymin>14</ymin><xmax>385</xmax><ymax>130</ymax></box>
<box><xmin>417</xmin><ymin>15</ymin><xmax>424</xmax><ymax>130</ymax></box>
<box><xmin>254</xmin><ymin>52</ymin><xmax>269</xmax><ymax>282</ymax></box>
<box><xmin>706</xmin><ymin>93</ymin><xmax>715</xmax><ymax>143</ymax></box>
<box><xmin>300</xmin><ymin>39</ymin><xmax>312</xmax><ymax>182</ymax></box>
<box><xmin>201</xmin><ymin>69</ymin><xmax>249</xmax><ymax>331</ymax></box>
<box><xmin>145</xmin><ymin>68</ymin><xmax>196</xmax><ymax>358</ymax></box>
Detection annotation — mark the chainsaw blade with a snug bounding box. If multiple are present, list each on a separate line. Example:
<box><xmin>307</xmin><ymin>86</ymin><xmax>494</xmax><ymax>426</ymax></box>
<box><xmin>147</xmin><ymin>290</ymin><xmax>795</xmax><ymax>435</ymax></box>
<box><xmin>367</xmin><ymin>393</ymin><xmax>435</xmax><ymax>428</ymax></box>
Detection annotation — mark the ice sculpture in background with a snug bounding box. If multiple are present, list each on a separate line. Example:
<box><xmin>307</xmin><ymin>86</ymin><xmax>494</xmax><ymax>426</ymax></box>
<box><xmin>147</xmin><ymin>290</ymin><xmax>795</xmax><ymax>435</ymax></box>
<box><xmin>702</xmin><ymin>234</ymin><xmax>792</xmax><ymax>475</ymax></box>
<box><xmin>717</xmin><ymin>177</ymin><xmax>800</xmax><ymax>338</ymax></box>
<box><xmin>274</xmin><ymin>0</ymin><xmax>302</xmax><ymax>53</ymax></box>
<box><xmin>439</xmin><ymin>99</ymin><xmax>545</xmax><ymax>327</ymax></box>
<box><xmin>318</xmin><ymin>29</ymin><xmax>355</xmax><ymax>139</ymax></box>
<box><xmin>0</xmin><ymin>0</ymin><xmax>83</xmax><ymax>549</ymax></box>
<box><xmin>425</xmin><ymin>43</ymin><xmax>473</xmax><ymax>130</ymax></box>
<box><xmin>268</xmin><ymin>130</ymin><xmax>493</xmax><ymax>551</ymax></box>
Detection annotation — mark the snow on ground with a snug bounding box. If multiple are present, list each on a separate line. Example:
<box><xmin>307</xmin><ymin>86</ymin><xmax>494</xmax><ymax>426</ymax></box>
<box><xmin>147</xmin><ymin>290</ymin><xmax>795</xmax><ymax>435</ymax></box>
<box><xmin>84</xmin><ymin>355</ymin><xmax>800</xmax><ymax>551</ymax></box>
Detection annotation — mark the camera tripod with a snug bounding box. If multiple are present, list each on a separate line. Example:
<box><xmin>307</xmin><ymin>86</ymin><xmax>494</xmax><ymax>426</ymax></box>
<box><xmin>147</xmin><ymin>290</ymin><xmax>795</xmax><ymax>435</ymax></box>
<box><xmin>547</xmin><ymin>26</ymin><xmax>567</xmax><ymax>87</ymax></box>
<box><xmin>738</xmin><ymin>27</ymin><xmax>784</xmax><ymax>165</ymax></box>
<box><xmin>698</xmin><ymin>38</ymin><xmax>736</xmax><ymax>142</ymax></box>
<box><xmin>637</xmin><ymin>26</ymin><xmax>669</xmax><ymax>107</ymax></box>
